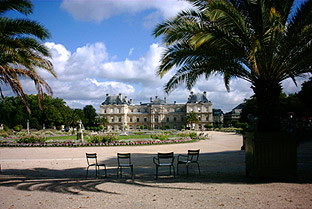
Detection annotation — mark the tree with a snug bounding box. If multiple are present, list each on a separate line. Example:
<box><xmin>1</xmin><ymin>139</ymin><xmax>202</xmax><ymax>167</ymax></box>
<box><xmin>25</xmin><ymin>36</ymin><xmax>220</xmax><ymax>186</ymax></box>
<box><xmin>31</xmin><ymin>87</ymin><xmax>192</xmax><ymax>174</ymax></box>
<box><xmin>185</xmin><ymin>112</ymin><xmax>199</xmax><ymax>129</ymax></box>
<box><xmin>154</xmin><ymin>0</ymin><xmax>312</xmax><ymax>132</ymax></box>
<box><xmin>0</xmin><ymin>0</ymin><xmax>57</xmax><ymax>113</ymax></box>
<box><xmin>83</xmin><ymin>105</ymin><xmax>97</xmax><ymax>127</ymax></box>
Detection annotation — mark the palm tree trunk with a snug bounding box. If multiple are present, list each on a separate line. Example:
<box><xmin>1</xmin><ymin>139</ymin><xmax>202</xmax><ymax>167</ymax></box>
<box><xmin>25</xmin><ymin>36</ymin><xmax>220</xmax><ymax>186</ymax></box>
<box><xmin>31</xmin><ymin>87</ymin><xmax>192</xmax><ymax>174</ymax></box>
<box><xmin>252</xmin><ymin>79</ymin><xmax>282</xmax><ymax>132</ymax></box>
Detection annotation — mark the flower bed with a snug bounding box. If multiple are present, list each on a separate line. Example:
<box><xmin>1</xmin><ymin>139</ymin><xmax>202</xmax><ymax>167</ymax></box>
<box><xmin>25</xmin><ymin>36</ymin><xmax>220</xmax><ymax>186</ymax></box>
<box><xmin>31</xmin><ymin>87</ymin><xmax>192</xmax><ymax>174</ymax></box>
<box><xmin>0</xmin><ymin>137</ymin><xmax>197</xmax><ymax>147</ymax></box>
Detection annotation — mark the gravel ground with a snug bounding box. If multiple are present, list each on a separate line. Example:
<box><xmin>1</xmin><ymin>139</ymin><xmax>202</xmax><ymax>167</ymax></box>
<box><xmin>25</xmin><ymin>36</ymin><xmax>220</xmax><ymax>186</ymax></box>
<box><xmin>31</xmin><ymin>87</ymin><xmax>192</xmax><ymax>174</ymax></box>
<box><xmin>0</xmin><ymin>131</ymin><xmax>311</xmax><ymax>209</ymax></box>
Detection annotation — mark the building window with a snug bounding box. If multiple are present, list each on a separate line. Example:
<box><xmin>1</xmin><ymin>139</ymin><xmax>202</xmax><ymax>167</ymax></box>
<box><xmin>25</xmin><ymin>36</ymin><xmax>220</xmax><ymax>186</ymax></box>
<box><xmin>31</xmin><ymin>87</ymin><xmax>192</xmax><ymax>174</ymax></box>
<box><xmin>111</xmin><ymin>108</ymin><xmax>114</xmax><ymax>113</ymax></box>
<box><xmin>144</xmin><ymin>117</ymin><xmax>147</xmax><ymax>122</ymax></box>
<box><xmin>104</xmin><ymin>109</ymin><xmax>107</xmax><ymax>113</ymax></box>
<box><xmin>129</xmin><ymin>125</ymin><xmax>133</xmax><ymax>130</ymax></box>
<box><xmin>155</xmin><ymin>125</ymin><xmax>158</xmax><ymax>129</ymax></box>
<box><xmin>138</xmin><ymin>109</ymin><xmax>140</xmax><ymax>113</ymax></box>
<box><xmin>155</xmin><ymin>116</ymin><xmax>158</xmax><ymax>122</ymax></box>
<box><xmin>198</xmin><ymin>107</ymin><xmax>201</xmax><ymax>112</ymax></box>
<box><xmin>119</xmin><ymin>117</ymin><xmax>121</xmax><ymax>122</ymax></box>
<box><xmin>166</xmin><ymin>117</ymin><xmax>169</xmax><ymax>122</ymax></box>
<box><xmin>111</xmin><ymin>117</ymin><xmax>114</xmax><ymax>122</ymax></box>
<box><xmin>118</xmin><ymin>108</ymin><xmax>121</xmax><ymax>113</ymax></box>
<box><xmin>130</xmin><ymin>117</ymin><xmax>133</xmax><ymax>122</ymax></box>
<box><xmin>174</xmin><ymin>117</ymin><xmax>176</xmax><ymax>122</ymax></box>
<box><xmin>136</xmin><ymin>125</ymin><xmax>140</xmax><ymax>130</ymax></box>
<box><xmin>198</xmin><ymin>116</ymin><xmax>201</xmax><ymax>121</ymax></box>
<box><xmin>181</xmin><ymin>116</ymin><xmax>184</xmax><ymax>122</ymax></box>
<box><xmin>136</xmin><ymin>117</ymin><xmax>140</xmax><ymax>122</ymax></box>
<box><xmin>206</xmin><ymin>116</ymin><xmax>209</xmax><ymax>121</ymax></box>
<box><xmin>190</xmin><ymin>107</ymin><xmax>193</xmax><ymax>112</ymax></box>
<box><xmin>131</xmin><ymin>109</ymin><xmax>134</xmax><ymax>113</ymax></box>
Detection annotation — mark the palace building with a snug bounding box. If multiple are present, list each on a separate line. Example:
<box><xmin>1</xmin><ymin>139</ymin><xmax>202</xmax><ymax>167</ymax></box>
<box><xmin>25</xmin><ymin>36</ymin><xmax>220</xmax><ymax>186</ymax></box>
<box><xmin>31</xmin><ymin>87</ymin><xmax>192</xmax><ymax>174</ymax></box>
<box><xmin>100</xmin><ymin>91</ymin><xmax>213</xmax><ymax>131</ymax></box>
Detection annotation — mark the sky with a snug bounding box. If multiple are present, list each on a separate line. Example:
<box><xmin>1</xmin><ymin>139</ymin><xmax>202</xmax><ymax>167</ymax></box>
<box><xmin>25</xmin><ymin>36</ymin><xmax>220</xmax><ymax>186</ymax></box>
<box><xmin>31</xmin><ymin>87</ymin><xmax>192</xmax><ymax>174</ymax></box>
<box><xmin>4</xmin><ymin>0</ymin><xmax>310</xmax><ymax>113</ymax></box>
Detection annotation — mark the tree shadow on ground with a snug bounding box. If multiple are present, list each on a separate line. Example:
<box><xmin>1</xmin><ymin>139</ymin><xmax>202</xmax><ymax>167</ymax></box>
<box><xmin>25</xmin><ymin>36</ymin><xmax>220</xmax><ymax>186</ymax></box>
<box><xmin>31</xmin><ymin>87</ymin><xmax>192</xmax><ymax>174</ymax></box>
<box><xmin>0</xmin><ymin>140</ymin><xmax>311</xmax><ymax>195</ymax></box>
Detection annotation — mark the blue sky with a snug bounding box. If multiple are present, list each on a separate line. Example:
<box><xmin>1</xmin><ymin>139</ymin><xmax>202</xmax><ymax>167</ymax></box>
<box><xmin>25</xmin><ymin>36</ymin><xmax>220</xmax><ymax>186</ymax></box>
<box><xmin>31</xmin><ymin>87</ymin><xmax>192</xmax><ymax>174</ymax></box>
<box><xmin>5</xmin><ymin>0</ymin><xmax>310</xmax><ymax>112</ymax></box>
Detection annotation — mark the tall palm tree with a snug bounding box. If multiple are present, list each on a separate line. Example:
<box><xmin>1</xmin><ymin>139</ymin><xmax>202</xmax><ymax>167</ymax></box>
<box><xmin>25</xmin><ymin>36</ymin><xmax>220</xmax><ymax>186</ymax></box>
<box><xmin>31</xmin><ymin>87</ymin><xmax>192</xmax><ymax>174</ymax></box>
<box><xmin>0</xmin><ymin>0</ymin><xmax>56</xmax><ymax>113</ymax></box>
<box><xmin>185</xmin><ymin>111</ymin><xmax>199</xmax><ymax>129</ymax></box>
<box><xmin>154</xmin><ymin>0</ymin><xmax>312</xmax><ymax>132</ymax></box>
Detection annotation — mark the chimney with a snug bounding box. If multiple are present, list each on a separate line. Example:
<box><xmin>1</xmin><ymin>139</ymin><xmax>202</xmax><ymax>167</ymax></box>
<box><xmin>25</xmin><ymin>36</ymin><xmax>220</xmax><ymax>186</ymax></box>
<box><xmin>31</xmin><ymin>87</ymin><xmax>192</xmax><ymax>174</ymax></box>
<box><xmin>155</xmin><ymin>96</ymin><xmax>158</xmax><ymax>99</ymax></box>
<box><xmin>106</xmin><ymin>93</ymin><xmax>109</xmax><ymax>97</ymax></box>
<box><xmin>164</xmin><ymin>97</ymin><xmax>166</xmax><ymax>103</ymax></box>
<box><xmin>150</xmin><ymin>97</ymin><xmax>153</xmax><ymax>102</ymax></box>
<box><xmin>174</xmin><ymin>101</ymin><xmax>176</xmax><ymax>104</ymax></box>
<box><xmin>119</xmin><ymin>93</ymin><xmax>122</xmax><ymax>100</ymax></box>
<box><xmin>190</xmin><ymin>91</ymin><xmax>193</xmax><ymax>95</ymax></box>
<box><xmin>125</xmin><ymin>96</ymin><xmax>128</xmax><ymax>103</ymax></box>
<box><xmin>130</xmin><ymin>99</ymin><xmax>133</xmax><ymax>105</ymax></box>
<box><xmin>203</xmin><ymin>91</ymin><xmax>207</xmax><ymax>97</ymax></box>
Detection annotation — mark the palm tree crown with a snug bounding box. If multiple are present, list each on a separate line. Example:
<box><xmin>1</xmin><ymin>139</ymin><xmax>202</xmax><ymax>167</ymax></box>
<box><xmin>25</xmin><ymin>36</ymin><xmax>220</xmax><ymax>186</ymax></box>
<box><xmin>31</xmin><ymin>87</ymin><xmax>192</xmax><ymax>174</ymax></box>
<box><xmin>154</xmin><ymin>0</ymin><xmax>312</xmax><ymax>132</ymax></box>
<box><xmin>0</xmin><ymin>0</ymin><xmax>56</xmax><ymax>113</ymax></box>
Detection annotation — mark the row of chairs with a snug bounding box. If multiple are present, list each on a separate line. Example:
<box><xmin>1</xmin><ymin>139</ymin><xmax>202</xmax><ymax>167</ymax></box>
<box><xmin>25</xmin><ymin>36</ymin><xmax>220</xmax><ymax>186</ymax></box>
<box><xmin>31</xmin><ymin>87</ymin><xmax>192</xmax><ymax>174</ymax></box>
<box><xmin>85</xmin><ymin>149</ymin><xmax>200</xmax><ymax>179</ymax></box>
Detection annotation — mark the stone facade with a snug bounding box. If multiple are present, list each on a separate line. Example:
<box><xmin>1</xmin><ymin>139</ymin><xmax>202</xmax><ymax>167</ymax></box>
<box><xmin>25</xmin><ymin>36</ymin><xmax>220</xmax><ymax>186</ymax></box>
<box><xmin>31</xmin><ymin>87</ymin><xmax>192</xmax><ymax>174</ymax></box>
<box><xmin>100</xmin><ymin>92</ymin><xmax>213</xmax><ymax>131</ymax></box>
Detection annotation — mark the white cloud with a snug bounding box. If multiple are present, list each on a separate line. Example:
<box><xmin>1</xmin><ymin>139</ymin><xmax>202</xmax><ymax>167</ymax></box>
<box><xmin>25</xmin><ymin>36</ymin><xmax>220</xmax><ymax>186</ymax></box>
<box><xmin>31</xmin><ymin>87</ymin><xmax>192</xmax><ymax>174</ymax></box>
<box><xmin>4</xmin><ymin>41</ymin><xmax>306</xmax><ymax>113</ymax></box>
<box><xmin>61</xmin><ymin>0</ymin><xmax>193</xmax><ymax>23</ymax></box>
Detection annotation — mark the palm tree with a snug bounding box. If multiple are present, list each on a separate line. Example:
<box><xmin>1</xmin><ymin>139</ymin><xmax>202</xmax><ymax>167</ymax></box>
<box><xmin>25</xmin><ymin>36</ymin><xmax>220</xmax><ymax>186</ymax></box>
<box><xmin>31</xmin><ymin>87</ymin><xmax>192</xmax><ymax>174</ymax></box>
<box><xmin>0</xmin><ymin>0</ymin><xmax>56</xmax><ymax>113</ymax></box>
<box><xmin>185</xmin><ymin>111</ymin><xmax>199</xmax><ymax>129</ymax></box>
<box><xmin>154</xmin><ymin>0</ymin><xmax>312</xmax><ymax>132</ymax></box>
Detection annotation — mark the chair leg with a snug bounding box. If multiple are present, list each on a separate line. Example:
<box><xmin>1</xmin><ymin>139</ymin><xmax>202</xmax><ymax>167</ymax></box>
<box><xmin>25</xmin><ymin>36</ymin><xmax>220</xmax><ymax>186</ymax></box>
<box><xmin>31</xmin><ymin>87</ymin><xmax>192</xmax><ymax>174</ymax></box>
<box><xmin>156</xmin><ymin>166</ymin><xmax>158</xmax><ymax>179</ymax></box>
<box><xmin>120</xmin><ymin>167</ymin><xmax>123</xmax><ymax>178</ymax></box>
<box><xmin>173</xmin><ymin>165</ymin><xmax>175</xmax><ymax>178</ymax></box>
<box><xmin>86</xmin><ymin>166</ymin><xmax>89</xmax><ymax>179</ymax></box>
<box><xmin>177</xmin><ymin>164</ymin><xmax>179</xmax><ymax>175</ymax></box>
<box><xmin>103</xmin><ymin>165</ymin><xmax>107</xmax><ymax>177</ymax></box>
<box><xmin>197</xmin><ymin>163</ymin><xmax>201</xmax><ymax>175</ymax></box>
<box><xmin>186</xmin><ymin>164</ymin><xmax>189</xmax><ymax>176</ymax></box>
<box><xmin>131</xmin><ymin>166</ymin><xmax>134</xmax><ymax>179</ymax></box>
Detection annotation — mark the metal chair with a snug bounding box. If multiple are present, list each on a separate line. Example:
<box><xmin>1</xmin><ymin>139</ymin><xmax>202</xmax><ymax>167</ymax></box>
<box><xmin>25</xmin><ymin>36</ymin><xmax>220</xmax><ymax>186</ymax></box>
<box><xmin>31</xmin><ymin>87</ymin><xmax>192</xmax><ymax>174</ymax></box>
<box><xmin>177</xmin><ymin>149</ymin><xmax>200</xmax><ymax>176</ymax></box>
<box><xmin>117</xmin><ymin>153</ymin><xmax>134</xmax><ymax>179</ymax></box>
<box><xmin>153</xmin><ymin>152</ymin><xmax>175</xmax><ymax>179</ymax></box>
<box><xmin>85</xmin><ymin>153</ymin><xmax>107</xmax><ymax>179</ymax></box>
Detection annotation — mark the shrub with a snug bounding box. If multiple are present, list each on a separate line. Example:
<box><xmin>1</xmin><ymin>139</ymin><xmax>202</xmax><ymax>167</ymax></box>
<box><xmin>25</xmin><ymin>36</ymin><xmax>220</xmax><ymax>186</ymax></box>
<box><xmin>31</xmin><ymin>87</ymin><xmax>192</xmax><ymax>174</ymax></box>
<box><xmin>98</xmin><ymin>125</ymin><xmax>104</xmax><ymax>131</ymax></box>
<box><xmin>177</xmin><ymin>132</ymin><xmax>189</xmax><ymax>137</ymax></box>
<box><xmin>150</xmin><ymin>134</ymin><xmax>168</xmax><ymax>141</ymax></box>
<box><xmin>16</xmin><ymin>135</ymin><xmax>47</xmax><ymax>143</ymax></box>
<box><xmin>204</xmin><ymin>124</ymin><xmax>214</xmax><ymax>129</ymax></box>
<box><xmin>89</xmin><ymin>134</ymin><xmax>118</xmax><ymax>143</ymax></box>
<box><xmin>189</xmin><ymin>132</ymin><xmax>197</xmax><ymax>138</ymax></box>
<box><xmin>4</xmin><ymin>125</ymin><xmax>9</xmax><ymax>132</ymax></box>
<box><xmin>13</xmin><ymin>125</ymin><xmax>22</xmax><ymax>132</ymax></box>
<box><xmin>181</xmin><ymin>125</ymin><xmax>186</xmax><ymax>130</ymax></box>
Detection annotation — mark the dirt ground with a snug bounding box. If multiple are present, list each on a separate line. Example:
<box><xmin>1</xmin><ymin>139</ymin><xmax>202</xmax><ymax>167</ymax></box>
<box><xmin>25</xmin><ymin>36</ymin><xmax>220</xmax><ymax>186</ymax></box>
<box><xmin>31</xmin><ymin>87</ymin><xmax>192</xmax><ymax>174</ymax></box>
<box><xmin>0</xmin><ymin>131</ymin><xmax>311</xmax><ymax>209</ymax></box>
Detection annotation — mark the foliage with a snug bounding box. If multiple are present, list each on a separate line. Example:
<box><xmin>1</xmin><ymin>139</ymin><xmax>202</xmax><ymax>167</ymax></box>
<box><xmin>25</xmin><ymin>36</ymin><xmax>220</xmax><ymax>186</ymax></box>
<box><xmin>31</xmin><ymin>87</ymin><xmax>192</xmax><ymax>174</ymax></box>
<box><xmin>83</xmin><ymin>105</ymin><xmax>97</xmax><ymax>127</ymax></box>
<box><xmin>154</xmin><ymin>0</ymin><xmax>312</xmax><ymax>132</ymax></box>
<box><xmin>204</xmin><ymin>124</ymin><xmax>213</xmax><ymax>129</ymax></box>
<box><xmin>0</xmin><ymin>95</ymin><xmax>71</xmax><ymax>129</ymax></box>
<box><xmin>185</xmin><ymin>112</ymin><xmax>199</xmax><ymax>125</ymax></box>
<box><xmin>0</xmin><ymin>0</ymin><xmax>56</xmax><ymax>113</ymax></box>
<box><xmin>150</xmin><ymin>133</ymin><xmax>168</xmax><ymax>141</ymax></box>
<box><xmin>189</xmin><ymin>132</ymin><xmax>197</xmax><ymax>139</ymax></box>
<box><xmin>13</xmin><ymin>124</ymin><xmax>23</xmax><ymax>132</ymax></box>
<box><xmin>88</xmin><ymin>134</ymin><xmax>118</xmax><ymax>143</ymax></box>
<box><xmin>16</xmin><ymin>134</ymin><xmax>46</xmax><ymax>144</ymax></box>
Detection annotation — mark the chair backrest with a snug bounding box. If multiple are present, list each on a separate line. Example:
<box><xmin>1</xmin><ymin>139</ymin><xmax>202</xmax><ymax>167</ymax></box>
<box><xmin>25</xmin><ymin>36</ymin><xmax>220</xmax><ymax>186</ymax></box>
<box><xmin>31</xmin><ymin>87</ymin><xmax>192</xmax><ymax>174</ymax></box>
<box><xmin>187</xmin><ymin>149</ymin><xmax>200</xmax><ymax>162</ymax></box>
<box><xmin>86</xmin><ymin>153</ymin><xmax>98</xmax><ymax>165</ymax></box>
<box><xmin>157</xmin><ymin>152</ymin><xmax>174</xmax><ymax>164</ymax></box>
<box><xmin>117</xmin><ymin>153</ymin><xmax>131</xmax><ymax>165</ymax></box>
